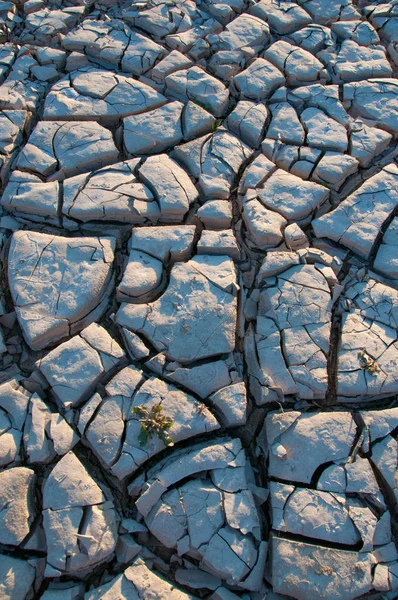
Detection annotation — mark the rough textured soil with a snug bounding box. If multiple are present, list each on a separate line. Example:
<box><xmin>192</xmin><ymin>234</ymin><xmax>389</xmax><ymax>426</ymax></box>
<box><xmin>0</xmin><ymin>0</ymin><xmax>397</xmax><ymax>599</ymax></box>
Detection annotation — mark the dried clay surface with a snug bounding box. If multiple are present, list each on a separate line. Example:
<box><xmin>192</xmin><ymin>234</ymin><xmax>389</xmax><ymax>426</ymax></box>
<box><xmin>0</xmin><ymin>0</ymin><xmax>397</xmax><ymax>599</ymax></box>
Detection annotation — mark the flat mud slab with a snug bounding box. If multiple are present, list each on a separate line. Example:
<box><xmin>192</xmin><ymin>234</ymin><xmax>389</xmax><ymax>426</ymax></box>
<box><xmin>0</xmin><ymin>1</ymin><xmax>397</xmax><ymax>599</ymax></box>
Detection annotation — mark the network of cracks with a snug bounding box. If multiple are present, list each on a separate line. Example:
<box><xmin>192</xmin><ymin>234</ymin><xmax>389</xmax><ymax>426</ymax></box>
<box><xmin>0</xmin><ymin>0</ymin><xmax>397</xmax><ymax>599</ymax></box>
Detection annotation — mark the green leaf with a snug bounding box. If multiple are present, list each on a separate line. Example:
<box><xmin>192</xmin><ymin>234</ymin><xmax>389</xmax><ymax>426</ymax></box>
<box><xmin>138</xmin><ymin>428</ymin><xmax>149</xmax><ymax>446</ymax></box>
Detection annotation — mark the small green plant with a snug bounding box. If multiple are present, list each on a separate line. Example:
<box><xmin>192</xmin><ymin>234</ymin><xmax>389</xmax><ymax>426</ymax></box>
<box><xmin>132</xmin><ymin>404</ymin><xmax>174</xmax><ymax>447</ymax></box>
<box><xmin>211</xmin><ymin>118</ymin><xmax>223</xmax><ymax>133</ymax></box>
<box><xmin>358</xmin><ymin>349</ymin><xmax>380</xmax><ymax>376</ymax></box>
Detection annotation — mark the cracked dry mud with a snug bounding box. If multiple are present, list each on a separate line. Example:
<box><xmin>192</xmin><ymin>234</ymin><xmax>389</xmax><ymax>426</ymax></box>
<box><xmin>0</xmin><ymin>1</ymin><xmax>397</xmax><ymax>600</ymax></box>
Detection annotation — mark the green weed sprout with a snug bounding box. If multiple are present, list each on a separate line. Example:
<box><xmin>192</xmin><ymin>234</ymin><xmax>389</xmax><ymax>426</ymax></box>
<box><xmin>132</xmin><ymin>404</ymin><xmax>174</xmax><ymax>447</ymax></box>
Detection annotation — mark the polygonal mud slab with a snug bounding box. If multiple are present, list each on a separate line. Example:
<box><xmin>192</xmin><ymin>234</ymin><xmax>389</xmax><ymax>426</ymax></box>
<box><xmin>313</xmin><ymin>164</ymin><xmax>398</xmax><ymax>259</ymax></box>
<box><xmin>117</xmin><ymin>256</ymin><xmax>237</xmax><ymax>363</ymax></box>
<box><xmin>62</xmin><ymin>19</ymin><xmax>165</xmax><ymax>76</ymax></box>
<box><xmin>8</xmin><ymin>231</ymin><xmax>115</xmax><ymax>350</ymax></box>
<box><xmin>43</xmin><ymin>68</ymin><xmax>167</xmax><ymax>125</ymax></box>
<box><xmin>262</xmin><ymin>407</ymin><xmax>398</xmax><ymax>598</ymax></box>
<box><xmin>16</xmin><ymin>120</ymin><xmax>119</xmax><ymax>181</ymax></box>
<box><xmin>42</xmin><ymin>451</ymin><xmax>118</xmax><ymax>578</ymax></box>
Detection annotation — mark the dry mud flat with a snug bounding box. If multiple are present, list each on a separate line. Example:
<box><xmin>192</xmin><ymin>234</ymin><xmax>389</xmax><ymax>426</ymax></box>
<box><xmin>0</xmin><ymin>0</ymin><xmax>397</xmax><ymax>599</ymax></box>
